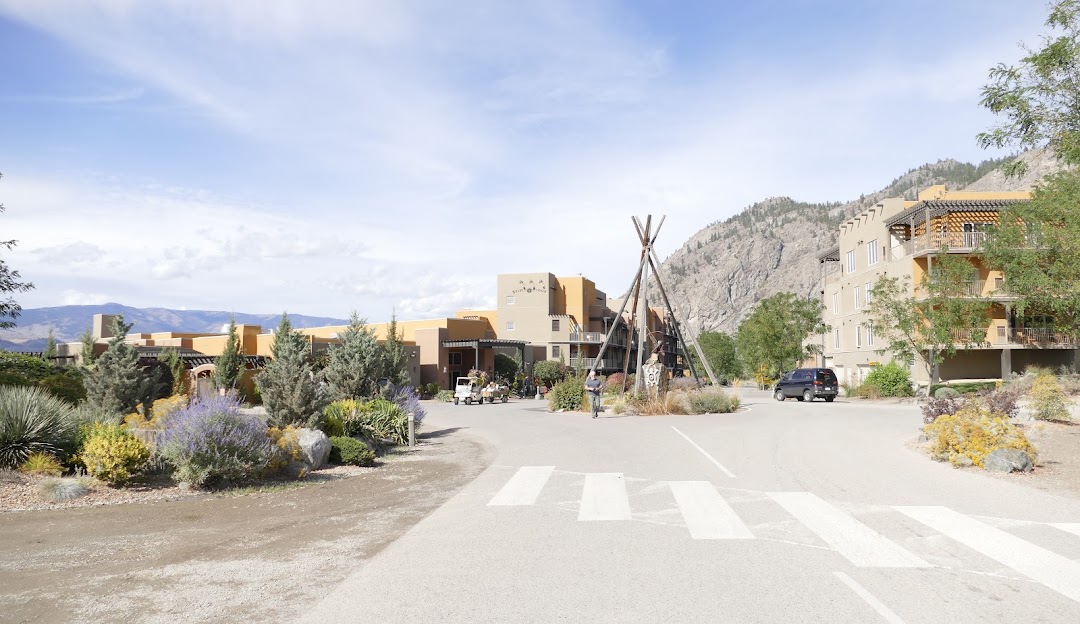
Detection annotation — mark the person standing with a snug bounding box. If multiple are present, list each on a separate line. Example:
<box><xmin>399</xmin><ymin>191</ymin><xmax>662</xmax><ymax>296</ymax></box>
<box><xmin>584</xmin><ymin>371</ymin><xmax>603</xmax><ymax>418</ymax></box>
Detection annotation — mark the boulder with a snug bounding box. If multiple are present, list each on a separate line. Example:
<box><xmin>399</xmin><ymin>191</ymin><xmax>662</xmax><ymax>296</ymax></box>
<box><xmin>983</xmin><ymin>448</ymin><xmax>1034</xmax><ymax>473</ymax></box>
<box><xmin>297</xmin><ymin>428</ymin><xmax>331</xmax><ymax>470</ymax></box>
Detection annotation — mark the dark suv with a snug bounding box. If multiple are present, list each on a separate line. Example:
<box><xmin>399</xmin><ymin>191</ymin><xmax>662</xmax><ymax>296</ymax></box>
<box><xmin>774</xmin><ymin>368</ymin><xmax>838</xmax><ymax>402</ymax></box>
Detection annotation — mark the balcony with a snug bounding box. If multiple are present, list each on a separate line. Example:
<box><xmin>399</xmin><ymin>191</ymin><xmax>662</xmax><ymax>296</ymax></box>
<box><xmin>910</xmin><ymin>231</ymin><xmax>989</xmax><ymax>254</ymax></box>
<box><xmin>949</xmin><ymin>326</ymin><xmax>1079</xmax><ymax>347</ymax></box>
<box><xmin>570</xmin><ymin>357</ymin><xmax>625</xmax><ymax>371</ymax></box>
<box><xmin>914</xmin><ymin>279</ymin><xmax>1013</xmax><ymax>300</ymax></box>
<box><xmin>569</xmin><ymin>332</ymin><xmax>606</xmax><ymax>343</ymax></box>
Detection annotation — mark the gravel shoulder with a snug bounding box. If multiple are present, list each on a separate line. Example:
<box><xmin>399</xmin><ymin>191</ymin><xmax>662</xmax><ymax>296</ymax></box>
<box><xmin>0</xmin><ymin>424</ymin><xmax>494</xmax><ymax>624</ymax></box>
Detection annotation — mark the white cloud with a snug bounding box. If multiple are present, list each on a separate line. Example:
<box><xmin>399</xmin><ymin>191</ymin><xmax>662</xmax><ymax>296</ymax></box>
<box><xmin>62</xmin><ymin>290</ymin><xmax>110</xmax><ymax>306</ymax></box>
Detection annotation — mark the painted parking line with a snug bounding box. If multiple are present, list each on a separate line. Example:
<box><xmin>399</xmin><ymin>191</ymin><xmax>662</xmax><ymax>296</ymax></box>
<box><xmin>671</xmin><ymin>426</ymin><xmax>736</xmax><ymax>478</ymax></box>
<box><xmin>488</xmin><ymin>466</ymin><xmax>555</xmax><ymax>506</ymax></box>
<box><xmin>769</xmin><ymin>492</ymin><xmax>930</xmax><ymax>568</ymax></box>
<box><xmin>898</xmin><ymin>506</ymin><xmax>1080</xmax><ymax>603</ymax></box>
<box><xmin>669</xmin><ymin>481</ymin><xmax>754</xmax><ymax>539</ymax></box>
<box><xmin>834</xmin><ymin>572</ymin><xmax>906</xmax><ymax>624</ymax></box>
<box><xmin>578</xmin><ymin>473</ymin><xmax>632</xmax><ymax>521</ymax></box>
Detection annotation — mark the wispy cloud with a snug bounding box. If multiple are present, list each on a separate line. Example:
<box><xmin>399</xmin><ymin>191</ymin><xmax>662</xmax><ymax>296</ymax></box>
<box><xmin>0</xmin><ymin>87</ymin><xmax>144</xmax><ymax>104</ymax></box>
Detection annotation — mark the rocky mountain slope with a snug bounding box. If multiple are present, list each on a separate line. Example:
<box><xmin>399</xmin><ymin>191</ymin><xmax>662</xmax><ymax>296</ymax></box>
<box><xmin>0</xmin><ymin>303</ymin><xmax>347</xmax><ymax>351</ymax></box>
<box><xmin>656</xmin><ymin>149</ymin><xmax>1065</xmax><ymax>335</ymax></box>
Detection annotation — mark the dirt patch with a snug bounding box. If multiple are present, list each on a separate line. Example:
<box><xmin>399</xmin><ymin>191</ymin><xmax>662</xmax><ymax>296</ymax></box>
<box><xmin>1011</xmin><ymin>420</ymin><xmax>1080</xmax><ymax>498</ymax></box>
<box><xmin>0</xmin><ymin>426</ymin><xmax>493</xmax><ymax>624</ymax></box>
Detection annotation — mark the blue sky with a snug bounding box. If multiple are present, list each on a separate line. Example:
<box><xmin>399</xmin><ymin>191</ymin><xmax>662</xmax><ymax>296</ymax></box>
<box><xmin>0</xmin><ymin>0</ymin><xmax>1050</xmax><ymax>324</ymax></box>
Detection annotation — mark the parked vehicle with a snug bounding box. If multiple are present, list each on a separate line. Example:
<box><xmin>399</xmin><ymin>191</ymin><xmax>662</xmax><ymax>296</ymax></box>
<box><xmin>453</xmin><ymin>377</ymin><xmax>510</xmax><ymax>405</ymax></box>
<box><xmin>774</xmin><ymin>368</ymin><xmax>838</xmax><ymax>402</ymax></box>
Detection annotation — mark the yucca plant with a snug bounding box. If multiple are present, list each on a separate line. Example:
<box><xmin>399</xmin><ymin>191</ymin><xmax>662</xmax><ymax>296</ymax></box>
<box><xmin>0</xmin><ymin>385</ymin><xmax>75</xmax><ymax>468</ymax></box>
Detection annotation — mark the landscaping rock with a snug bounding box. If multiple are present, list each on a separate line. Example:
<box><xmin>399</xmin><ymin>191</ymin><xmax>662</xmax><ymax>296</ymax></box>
<box><xmin>984</xmin><ymin>448</ymin><xmax>1034</xmax><ymax>473</ymax></box>
<box><xmin>953</xmin><ymin>454</ymin><xmax>974</xmax><ymax>468</ymax></box>
<box><xmin>298</xmin><ymin>428</ymin><xmax>331</xmax><ymax>469</ymax></box>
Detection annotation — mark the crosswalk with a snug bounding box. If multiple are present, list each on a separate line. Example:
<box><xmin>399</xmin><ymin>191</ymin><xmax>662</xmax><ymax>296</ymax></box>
<box><xmin>487</xmin><ymin>465</ymin><xmax>1080</xmax><ymax>604</ymax></box>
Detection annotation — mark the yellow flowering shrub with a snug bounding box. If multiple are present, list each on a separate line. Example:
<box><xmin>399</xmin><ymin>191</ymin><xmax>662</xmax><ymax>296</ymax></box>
<box><xmin>80</xmin><ymin>423</ymin><xmax>151</xmax><ymax>485</ymax></box>
<box><xmin>923</xmin><ymin>403</ymin><xmax>1036</xmax><ymax>468</ymax></box>
<box><xmin>124</xmin><ymin>394</ymin><xmax>189</xmax><ymax>429</ymax></box>
<box><xmin>265</xmin><ymin>425</ymin><xmax>303</xmax><ymax>475</ymax></box>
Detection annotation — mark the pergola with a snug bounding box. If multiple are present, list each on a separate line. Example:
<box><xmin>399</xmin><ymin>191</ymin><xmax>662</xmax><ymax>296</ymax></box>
<box><xmin>441</xmin><ymin>338</ymin><xmax>529</xmax><ymax>377</ymax></box>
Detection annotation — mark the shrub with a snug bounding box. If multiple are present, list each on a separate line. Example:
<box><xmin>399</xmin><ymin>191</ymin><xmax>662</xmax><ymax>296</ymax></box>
<box><xmin>422</xmin><ymin>382</ymin><xmax>442</xmax><ymax>399</ymax></box>
<box><xmin>689</xmin><ymin>390</ymin><xmax>738</xmax><ymax>414</ymax></box>
<box><xmin>609</xmin><ymin>397</ymin><xmax>628</xmax><ymax>414</ymax></box>
<box><xmin>0</xmin><ymin>351</ymin><xmax>57</xmax><ymax>384</ymax></box>
<box><xmin>124</xmin><ymin>394</ymin><xmax>188</xmax><ymax>430</ymax></box>
<box><xmin>548</xmin><ymin>374</ymin><xmax>586</xmax><ymax>412</ymax></box>
<box><xmin>38</xmin><ymin>477</ymin><xmax>94</xmax><ymax>501</ymax></box>
<box><xmin>339</xmin><ymin>399</ymin><xmax>410</xmax><ymax>445</ymax></box>
<box><xmin>157</xmin><ymin>392</ymin><xmax>272</xmax><ymax>488</ymax></box>
<box><xmin>923</xmin><ymin>402</ymin><xmax>1036</xmax><ymax>468</ymax></box>
<box><xmin>670</xmin><ymin>377</ymin><xmax>698</xmax><ymax>392</ymax></box>
<box><xmin>436</xmin><ymin>389</ymin><xmax>454</xmax><ymax>403</ymax></box>
<box><xmin>921</xmin><ymin>396</ymin><xmax>961</xmax><ymax>424</ymax></box>
<box><xmin>80</xmin><ymin>423</ymin><xmax>151</xmax><ymax>485</ymax></box>
<box><xmin>265</xmin><ymin>425</ymin><xmax>304</xmax><ymax>476</ymax></box>
<box><xmin>329</xmin><ymin>436</ymin><xmax>375</xmax><ymax>466</ymax></box>
<box><xmin>38</xmin><ymin>372</ymin><xmax>86</xmax><ymax>405</ymax></box>
<box><xmin>605</xmin><ymin>372</ymin><xmax>628</xmax><ymax>394</ymax></box>
<box><xmin>0</xmin><ymin>385</ymin><xmax>75</xmax><ymax>468</ymax></box>
<box><xmin>533</xmin><ymin>360</ymin><xmax>566</xmax><ymax>388</ymax></box>
<box><xmin>863</xmin><ymin>362</ymin><xmax>914</xmax><ymax>397</ymax></box>
<box><xmin>934</xmin><ymin>387</ymin><xmax>961</xmax><ymax>399</ymax></box>
<box><xmin>930</xmin><ymin>382</ymin><xmax>995</xmax><ymax>396</ymax></box>
<box><xmin>384</xmin><ymin>384</ymin><xmax>426</xmax><ymax>427</ymax></box>
<box><xmin>1031</xmin><ymin>373</ymin><xmax>1073</xmax><ymax>421</ymax></box>
<box><xmin>662</xmin><ymin>391</ymin><xmax>690</xmax><ymax>415</ymax></box>
<box><xmin>975</xmin><ymin>388</ymin><xmax>1020</xmax><ymax>420</ymax></box>
<box><xmin>18</xmin><ymin>451</ymin><xmax>63</xmax><ymax>476</ymax></box>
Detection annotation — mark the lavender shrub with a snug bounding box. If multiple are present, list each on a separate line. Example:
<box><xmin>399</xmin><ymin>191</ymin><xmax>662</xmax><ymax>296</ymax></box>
<box><xmin>387</xmin><ymin>385</ymin><xmax>426</xmax><ymax>426</ymax></box>
<box><xmin>157</xmin><ymin>392</ymin><xmax>271</xmax><ymax>488</ymax></box>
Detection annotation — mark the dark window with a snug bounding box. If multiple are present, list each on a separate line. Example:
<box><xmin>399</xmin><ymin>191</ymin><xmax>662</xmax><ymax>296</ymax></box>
<box><xmin>552</xmin><ymin>345</ymin><xmax>561</xmax><ymax>358</ymax></box>
<box><xmin>449</xmin><ymin>353</ymin><xmax>462</xmax><ymax>366</ymax></box>
<box><xmin>817</xmin><ymin>370</ymin><xmax>836</xmax><ymax>382</ymax></box>
<box><xmin>552</xmin><ymin>319</ymin><xmax>560</xmax><ymax>331</ymax></box>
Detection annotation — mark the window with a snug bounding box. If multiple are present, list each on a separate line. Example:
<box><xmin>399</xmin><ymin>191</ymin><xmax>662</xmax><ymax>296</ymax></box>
<box><xmin>846</xmin><ymin>250</ymin><xmax>856</xmax><ymax>274</ymax></box>
<box><xmin>506</xmin><ymin>321</ymin><xmax>515</xmax><ymax>331</ymax></box>
<box><xmin>506</xmin><ymin>295</ymin><xmax>515</xmax><ymax>305</ymax></box>
<box><xmin>834</xmin><ymin>328</ymin><xmax>840</xmax><ymax>349</ymax></box>
<box><xmin>865</xmin><ymin>283</ymin><xmax>873</xmax><ymax>306</ymax></box>
<box><xmin>867</xmin><ymin>323</ymin><xmax>875</xmax><ymax>346</ymax></box>
<box><xmin>832</xmin><ymin>292</ymin><xmax>839</xmax><ymax>314</ymax></box>
<box><xmin>856</xmin><ymin>324</ymin><xmax>862</xmax><ymax>348</ymax></box>
<box><xmin>867</xmin><ymin>239</ymin><xmax>878</xmax><ymax>265</ymax></box>
<box><xmin>552</xmin><ymin>345</ymin><xmax>561</xmax><ymax>358</ymax></box>
<box><xmin>449</xmin><ymin>353</ymin><xmax>462</xmax><ymax>366</ymax></box>
<box><xmin>854</xmin><ymin>287</ymin><xmax>862</xmax><ymax>310</ymax></box>
<box><xmin>552</xmin><ymin>319</ymin><xmax>560</xmax><ymax>331</ymax></box>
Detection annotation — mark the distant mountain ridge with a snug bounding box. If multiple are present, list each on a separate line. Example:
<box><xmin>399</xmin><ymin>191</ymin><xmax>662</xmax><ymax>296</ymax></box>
<box><xmin>0</xmin><ymin>303</ymin><xmax>347</xmax><ymax>350</ymax></box>
<box><xmin>654</xmin><ymin>148</ymin><xmax>1067</xmax><ymax>335</ymax></box>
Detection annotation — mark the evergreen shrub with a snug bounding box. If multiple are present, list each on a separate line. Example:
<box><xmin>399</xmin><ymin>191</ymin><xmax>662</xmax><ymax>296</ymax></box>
<box><xmin>548</xmin><ymin>374</ymin><xmax>586</xmax><ymax>412</ymax></box>
<box><xmin>689</xmin><ymin>390</ymin><xmax>739</xmax><ymax>414</ymax></box>
<box><xmin>329</xmin><ymin>436</ymin><xmax>375</xmax><ymax>466</ymax></box>
<box><xmin>1031</xmin><ymin>373</ymin><xmax>1073</xmax><ymax>421</ymax></box>
<box><xmin>79</xmin><ymin>423</ymin><xmax>150</xmax><ymax>485</ymax></box>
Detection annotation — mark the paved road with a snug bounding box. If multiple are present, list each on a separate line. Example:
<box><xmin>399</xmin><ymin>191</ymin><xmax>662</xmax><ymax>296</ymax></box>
<box><xmin>304</xmin><ymin>391</ymin><xmax>1080</xmax><ymax>623</ymax></box>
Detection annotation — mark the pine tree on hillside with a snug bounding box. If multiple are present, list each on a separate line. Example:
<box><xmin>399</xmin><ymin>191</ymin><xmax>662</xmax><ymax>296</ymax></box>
<box><xmin>214</xmin><ymin>316</ymin><xmax>244</xmax><ymax>392</ymax></box>
<box><xmin>324</xmin><ymin>312</ymin><xmax>382</xmax><ymax>399</ymax></box>
<box><xmin>159</xmin><ymin>346</ymin><xmax>187</xmax><ymax>395</ymax></box>
<box><xmin>256</xmin><ymin>313</ymin><xmax>325</xmax><ymax>428</ymax></box>
<box><xmin>381</xmin><ymin>312</ymin><xmax>409</xmax><ymax>386</ymax></box>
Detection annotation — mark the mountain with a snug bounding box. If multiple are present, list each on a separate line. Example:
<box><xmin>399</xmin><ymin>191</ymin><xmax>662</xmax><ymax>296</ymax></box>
<box><xmin>0</xmin><ymin>303</ymin><xmax>348</xmax><ymax>348</ymax></box>
<box><xmin>654</xmin><ymin>149</ymin><xmax>1067</xmax><ymax>335</ymax></box>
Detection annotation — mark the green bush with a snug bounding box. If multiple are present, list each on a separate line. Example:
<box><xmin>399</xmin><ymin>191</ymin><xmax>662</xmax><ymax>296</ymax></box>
<box><xmin>548</xmin><ymin>374</ymin><xmax>586</xmax><ymax>412</ymax></box>
<box><xmin>1031</xmin><ymin>374</ymin><xmax>1073</xmax><ymax>421</ymax></box>
<box><xmin>863</xmin><ymin>362</ymin><xmax>914</xmax><ymax>397</ymax></box>
<box><xmin>930</xmin><ymin>382</ymin><xmax>995</xmax><ymax>396</ymax></box>
<box><xmin>341</xmin><ymin>399</ymin><xmax>410</xmax><ymax>445</ymax></box>
<box><xmin>533</xmin><ymin>360</ymin><xmax>566</xmax><ymax>388</ymax></box>
<box><xmin>38</xmin><ymin>372</ymin><xmax>87</xmax><ymax>405</ymax></box>
<box><xmin>422</xmin><ymin>382</ymin><xmax>442</xmax><ymax>399</ymax></box>
<box><xmin>688</xmin><ymin>390</ymin><xmax>739</xmax><ymax>414</ymax></box>
<box><xmin>79</xmin><ymin>423</ymin><xmax>150</xmax><ymax>485</ymax></box>
<box><xmin>0</xmin><ymin>351</ymin><xmax>58</xmax><ymax>384</ymax></box>
<box><xmin>0</xmin><ymin>385</ymin><xmax>75</xmax><ymax>468</ymax></box>
<box><xmin>436</xmin><ymin>389</ymin><xmax>454</xmax><ymax>402</ymax></box>
<box><xmin>934</xmin><ymin>387</ymin><xmax>961</xmax><ymax>399</ymax></box>
<box><xmin>329</xmin><ymin>436</ymin><xmax>375</xmax><ymax>466</ymax></box>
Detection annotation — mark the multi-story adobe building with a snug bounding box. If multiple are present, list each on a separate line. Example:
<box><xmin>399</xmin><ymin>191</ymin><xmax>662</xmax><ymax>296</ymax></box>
<box><xmin>819</xmin><ymin>185</ymin><xmax>1079</xmax><ymax>387</ymax></box>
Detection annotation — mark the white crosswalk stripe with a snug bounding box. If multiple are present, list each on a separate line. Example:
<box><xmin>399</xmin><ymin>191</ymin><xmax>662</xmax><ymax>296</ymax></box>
<box><xmin>768</xmin><ymin>492</ymin><xmax>930</xmax><ymax>568</ymax></box>
<box><xmin>488</xmin><ymin>466</ymin><xmax>555</xmax><ymax>506</ymax></box>
<box><xmin>897</xmin><ymin>506</ymin><xmax>1080</xmax><ymax>604</ymax></box>
<box><xmin>1052</xmin><ymin>522</ymin><xmax>1080</xmax><ymax>539</ymax></box>
<box><xmin>578</xmin><ymin>473</ymin><xmax>632</xmax><ymax>521</ymax></box>
<box><xmin>669</xmin><ymin>481</ymin><xmax>754</xmax><ymax>540</ymax></box>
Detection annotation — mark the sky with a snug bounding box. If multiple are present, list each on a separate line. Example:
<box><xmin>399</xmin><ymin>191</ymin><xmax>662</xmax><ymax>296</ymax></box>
<box><xmin>0</xmin><ymin>0</ymin><xmax>1052</xmax><ymax>323</ymax></box>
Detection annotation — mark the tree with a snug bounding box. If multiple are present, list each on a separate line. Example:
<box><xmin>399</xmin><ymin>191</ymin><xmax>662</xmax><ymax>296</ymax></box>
<box><xmin>736</xmin><ymin>293</ymin><xmax>828</xmax><ymax>377</ymax></box>
<box><xmin>83</xmin><ymin>315</ymin><xmax>164</xmax><ymax>416</ymax></box>
<box><xmin>0</xmin><ymin>172</ymin><xmax>33</xmax><ymax>329</ymax></box>
<box><xmin>42</xmin><ymin>328</ymin><xmax>57</xmax><ymax>361</ymax></box>
<box><xmin>494</xmin><ymin>353</ymin><xmax>519</xmax><ymax>381</ymax></box>
<box><xmin>79</xmin><ymin>326</ymin><xmax>97</xmax><ymax>366</ymax></box>
<box><xmin>323</xmin><ymin>312</ymin><xmax>382</xmax><ymax>399</ymax></box>
<box><xmin>380</xmin><ymin>312</ymin><xmax>409</xmax><ymax>386</ymax></box>
<box><xmin>214</xmin><ymin>316</ymin><xmax>244</xmax><ymax>392</ymax></box>
<box><xmin>978</xmin><ymin>0</ymin><xmax>1080</xmax><ymax>174</ymax></box>
<box><xmin>256</xmin><ymin>313</ymin><xmax>325</xmax><ymax>428</ymax></box>
<box><xmin>690</xmin><ymin>331</ymin><xmax>742</xmax><ymax>382</ymax></box>
<box><xmin>533</xmin><ymin>360</ymin><xmax>565</xmax><ymax>388</ymax></box>
<box><xmin>866</xmin><ymin>254</ymin><xmax>990</xmax><ymax>382</ymax></box>
<box><xmin>158</xmin><ymin>346</ymin><xmax>187</xmax><ymax>395</ymax></box>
